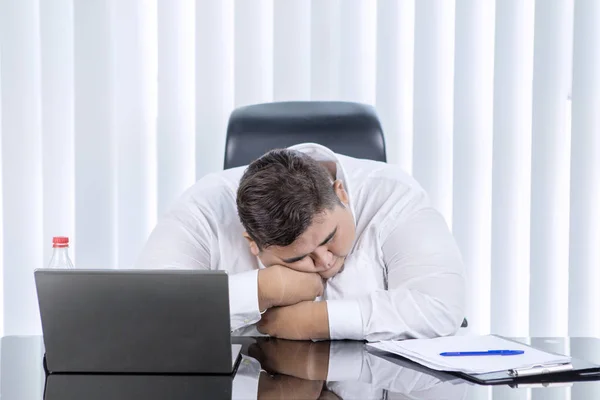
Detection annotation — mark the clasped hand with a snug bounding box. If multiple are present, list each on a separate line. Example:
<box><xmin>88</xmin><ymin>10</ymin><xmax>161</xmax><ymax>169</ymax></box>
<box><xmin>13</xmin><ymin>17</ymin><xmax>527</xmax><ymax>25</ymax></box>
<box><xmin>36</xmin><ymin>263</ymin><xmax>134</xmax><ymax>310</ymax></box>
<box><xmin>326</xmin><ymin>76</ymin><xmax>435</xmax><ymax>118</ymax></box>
<box><xmin>257</xmin><ymin>265</ymin><xmax>329</xmax><ymax>340</ymax></box>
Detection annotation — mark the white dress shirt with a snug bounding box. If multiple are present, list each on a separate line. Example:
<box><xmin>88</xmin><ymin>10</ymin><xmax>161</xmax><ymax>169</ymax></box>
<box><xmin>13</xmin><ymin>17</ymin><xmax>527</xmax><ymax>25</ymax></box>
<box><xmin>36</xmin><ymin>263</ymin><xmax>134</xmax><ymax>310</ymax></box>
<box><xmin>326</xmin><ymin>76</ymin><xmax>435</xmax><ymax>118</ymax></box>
<box><xmin>136</xmin><ymin>143</ymin><xmax>466</xmax><ymax>341</ymax></box>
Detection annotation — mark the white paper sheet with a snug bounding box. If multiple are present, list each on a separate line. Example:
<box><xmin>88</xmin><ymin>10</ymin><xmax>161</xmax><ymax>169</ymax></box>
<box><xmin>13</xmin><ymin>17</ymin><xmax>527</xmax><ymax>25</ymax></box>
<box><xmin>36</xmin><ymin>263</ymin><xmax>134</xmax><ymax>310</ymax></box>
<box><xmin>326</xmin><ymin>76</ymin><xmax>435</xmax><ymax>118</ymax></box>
<box><xmin>367</xmin><ymin>335</ymin><xmax>571</xmax><ymax>374</ymax></box>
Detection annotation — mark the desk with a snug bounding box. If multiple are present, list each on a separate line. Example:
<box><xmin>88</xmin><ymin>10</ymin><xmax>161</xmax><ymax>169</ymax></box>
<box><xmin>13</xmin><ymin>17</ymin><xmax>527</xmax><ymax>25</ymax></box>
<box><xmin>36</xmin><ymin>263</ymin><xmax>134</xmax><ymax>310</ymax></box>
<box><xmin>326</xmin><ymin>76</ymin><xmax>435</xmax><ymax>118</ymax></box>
<box><xmin>1</xmin><ymin>335</ymin><xmax>599</xmax><ymax>399</ymax></box>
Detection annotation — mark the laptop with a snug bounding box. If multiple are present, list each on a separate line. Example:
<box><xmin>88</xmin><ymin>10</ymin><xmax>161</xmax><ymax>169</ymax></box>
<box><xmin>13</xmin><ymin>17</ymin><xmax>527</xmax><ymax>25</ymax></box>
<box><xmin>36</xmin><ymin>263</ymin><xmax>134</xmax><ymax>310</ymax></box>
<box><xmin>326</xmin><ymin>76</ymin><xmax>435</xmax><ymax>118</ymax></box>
<box><xmin>34</xmin><ymin>269</ymin><xmax>242</xmax><ymax>374</ymax></box>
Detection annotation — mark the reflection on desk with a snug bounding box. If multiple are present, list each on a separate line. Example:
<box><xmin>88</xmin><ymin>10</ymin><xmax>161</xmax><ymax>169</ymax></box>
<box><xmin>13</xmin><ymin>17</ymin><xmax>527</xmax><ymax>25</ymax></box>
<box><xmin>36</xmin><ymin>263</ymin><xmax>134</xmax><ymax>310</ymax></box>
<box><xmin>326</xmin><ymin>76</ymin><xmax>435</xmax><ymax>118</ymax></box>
<box><xmin>245</xmin><ymin>338</ymin><xmax>468</xmax><ymax>400</ymax></box>
<box><xmin>41</xmin><ymin>339</ymin><xmax>468</xmax><ymax>400</ymax></box>
<box><xmin>1</xmin><ymin>335</ymin><xmax>600</xmax><ymax>400</ymax></box>
<box><xmin>44</xmin><ymin>374</ymin><xmax>236</xmax><ymax>400</ymax></box>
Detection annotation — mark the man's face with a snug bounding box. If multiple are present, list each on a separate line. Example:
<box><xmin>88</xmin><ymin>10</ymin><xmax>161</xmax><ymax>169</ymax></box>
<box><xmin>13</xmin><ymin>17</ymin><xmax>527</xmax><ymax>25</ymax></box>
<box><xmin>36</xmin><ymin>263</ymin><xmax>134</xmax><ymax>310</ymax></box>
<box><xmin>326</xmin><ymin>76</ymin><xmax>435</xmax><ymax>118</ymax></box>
<box><xmin>247</xmin><ymin>181</ymin><xmax>356</xmax><ymax>279</ymax></box>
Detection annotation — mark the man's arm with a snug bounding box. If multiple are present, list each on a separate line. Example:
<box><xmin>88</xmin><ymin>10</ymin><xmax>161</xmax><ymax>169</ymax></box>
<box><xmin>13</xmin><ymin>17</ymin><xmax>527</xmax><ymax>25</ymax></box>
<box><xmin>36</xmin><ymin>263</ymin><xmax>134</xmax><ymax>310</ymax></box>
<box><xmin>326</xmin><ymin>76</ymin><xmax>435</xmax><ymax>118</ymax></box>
<box><xmin>327</xmin><ymin>205</ymin><xmax>466</xmax><ymax>341</ymax></box>
<box><xmin>136</xmin><ymin>217</ymin><xmax>264</xmax><ymax>331</ymax></box>
<box><xmin>257</xmin><ymin>300</ymin><xmax>329</xmax><ymax>340</ymax></box>
<box><xmin>258</xmin><ymin>203</ymin><xmax>465</xmax><ymax>341</ymax></box>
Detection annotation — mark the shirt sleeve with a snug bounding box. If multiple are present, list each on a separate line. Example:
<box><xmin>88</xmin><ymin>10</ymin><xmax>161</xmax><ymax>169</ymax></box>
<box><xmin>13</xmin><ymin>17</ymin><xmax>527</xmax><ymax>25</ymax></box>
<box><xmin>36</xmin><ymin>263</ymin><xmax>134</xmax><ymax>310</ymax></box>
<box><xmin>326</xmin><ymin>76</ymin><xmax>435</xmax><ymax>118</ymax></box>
<box><xmin>327</xmin><ymin>200</ymin><xmax>466</xmax><ymax>342</ymax></box>
<box><xmin>324</xmin><ymin>342</ymin><xmax>382</xmax><ymax>400</ymax></box>
<box><xmin>135</xmin><ymin>217</ymin><xmax>262</xmax><ymax>332</ymax></box>
<box><xmin>231</xmin><ymin>355</ymin><xmax>262</xmax><ymax>400</ymax></box>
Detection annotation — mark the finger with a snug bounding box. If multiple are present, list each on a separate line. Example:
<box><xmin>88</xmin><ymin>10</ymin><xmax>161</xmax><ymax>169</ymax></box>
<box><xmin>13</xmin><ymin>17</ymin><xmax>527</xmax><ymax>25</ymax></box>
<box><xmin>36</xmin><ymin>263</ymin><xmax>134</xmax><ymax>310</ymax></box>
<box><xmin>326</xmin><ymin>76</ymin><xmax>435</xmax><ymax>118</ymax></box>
<box><xmin>257</xmin><ymin>308</ymin><xmax>276</xmax><ymax>336</ymax></box>
<box><xmin>247</xmin><ymin>343</ymin><xmax>265</xmax><ymax>363</ymax></box>
<box><xmin>257</xmin><ymin>317</ymin><xmax>268</xmax><ymax>334</ymax></box>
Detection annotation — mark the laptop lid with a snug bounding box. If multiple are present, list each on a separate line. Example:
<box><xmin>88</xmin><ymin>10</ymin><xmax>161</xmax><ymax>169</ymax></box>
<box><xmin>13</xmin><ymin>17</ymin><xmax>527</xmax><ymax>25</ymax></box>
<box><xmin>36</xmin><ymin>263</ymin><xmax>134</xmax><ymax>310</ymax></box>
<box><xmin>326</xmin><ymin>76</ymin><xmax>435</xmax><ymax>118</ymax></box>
<box><xmin>35</xmin><ymin>269</ymin><xmax>237</xmax><ymax>374</ymax></box>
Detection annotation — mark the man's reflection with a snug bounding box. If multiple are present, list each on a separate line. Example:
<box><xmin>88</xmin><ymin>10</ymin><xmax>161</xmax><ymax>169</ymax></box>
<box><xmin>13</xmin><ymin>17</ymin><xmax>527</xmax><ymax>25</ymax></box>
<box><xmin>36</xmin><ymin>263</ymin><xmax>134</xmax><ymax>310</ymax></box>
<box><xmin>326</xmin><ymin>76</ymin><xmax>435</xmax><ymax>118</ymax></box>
<box><xmin>244</xmin><ymin>338</ymin><xmax>468</xmax><ymax>400</ymax></box>
<box><xmin>249</xmin><ymin>339</ymin><xmax>339</xmax><ymax>399</ymax></box>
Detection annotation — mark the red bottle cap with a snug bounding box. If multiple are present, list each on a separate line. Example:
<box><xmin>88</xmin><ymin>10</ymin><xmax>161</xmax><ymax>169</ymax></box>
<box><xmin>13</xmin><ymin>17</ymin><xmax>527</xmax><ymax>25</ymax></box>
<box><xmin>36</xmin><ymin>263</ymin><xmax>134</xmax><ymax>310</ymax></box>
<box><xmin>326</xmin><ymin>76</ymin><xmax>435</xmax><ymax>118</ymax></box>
<box><xmin>52</xmin><ymin>236</ymin><xmax>69</xmax><ymax>248</ymax></box>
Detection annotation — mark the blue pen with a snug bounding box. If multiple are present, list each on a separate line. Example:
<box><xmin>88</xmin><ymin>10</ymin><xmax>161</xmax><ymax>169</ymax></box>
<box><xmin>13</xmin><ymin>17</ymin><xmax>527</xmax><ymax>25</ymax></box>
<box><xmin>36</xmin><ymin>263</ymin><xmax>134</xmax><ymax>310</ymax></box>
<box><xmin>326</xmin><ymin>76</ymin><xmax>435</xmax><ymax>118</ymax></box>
<box><xmin>440</xmin><ymin>350</ymin><xmax>525</xmax><ymax>357</ymax></box>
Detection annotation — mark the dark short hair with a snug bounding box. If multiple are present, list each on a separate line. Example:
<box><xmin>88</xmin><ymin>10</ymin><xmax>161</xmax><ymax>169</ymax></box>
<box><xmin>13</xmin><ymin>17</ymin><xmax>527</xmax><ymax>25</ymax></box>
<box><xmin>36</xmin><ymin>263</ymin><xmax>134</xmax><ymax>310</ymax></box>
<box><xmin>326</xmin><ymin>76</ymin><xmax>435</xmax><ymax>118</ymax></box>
<box><xmin>236</xmin><ymin>149</ymin><xmax>341</xmax><ymax>249</ymax></box>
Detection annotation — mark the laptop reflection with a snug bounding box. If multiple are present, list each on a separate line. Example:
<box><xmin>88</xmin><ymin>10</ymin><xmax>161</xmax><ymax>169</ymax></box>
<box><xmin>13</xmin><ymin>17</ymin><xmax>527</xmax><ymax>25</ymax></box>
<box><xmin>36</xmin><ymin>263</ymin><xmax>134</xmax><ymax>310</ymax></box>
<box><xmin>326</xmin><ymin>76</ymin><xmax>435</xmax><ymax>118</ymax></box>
<box><xmin>44</xmin><ymin>373</ymin><xmax>235</xmax><ymax>400</ymax></box>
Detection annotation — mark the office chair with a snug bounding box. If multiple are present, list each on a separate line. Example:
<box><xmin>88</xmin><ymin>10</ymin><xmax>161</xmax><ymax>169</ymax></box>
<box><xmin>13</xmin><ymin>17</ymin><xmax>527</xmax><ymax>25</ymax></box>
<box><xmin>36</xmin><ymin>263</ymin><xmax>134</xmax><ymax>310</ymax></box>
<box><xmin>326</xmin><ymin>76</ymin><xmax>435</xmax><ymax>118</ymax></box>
<box><xmin>224</xmin><ymin>101</ymin><xmax>386</xmax><ymax>169</ymax></box>
<box><xmin>223</xmin><ymin>100</ymin><xmax>468</xmax><ymax>329</ymax></box>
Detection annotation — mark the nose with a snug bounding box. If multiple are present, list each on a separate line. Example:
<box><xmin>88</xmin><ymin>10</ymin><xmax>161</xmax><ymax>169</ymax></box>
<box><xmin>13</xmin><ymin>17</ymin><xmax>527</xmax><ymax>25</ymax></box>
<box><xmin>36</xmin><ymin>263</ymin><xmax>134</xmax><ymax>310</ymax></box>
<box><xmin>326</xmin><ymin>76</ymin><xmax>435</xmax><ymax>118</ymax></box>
<box><xmin>313</xmin><ymin>247</ymin><xmax>334</xmax><ymax>270</ymax></box>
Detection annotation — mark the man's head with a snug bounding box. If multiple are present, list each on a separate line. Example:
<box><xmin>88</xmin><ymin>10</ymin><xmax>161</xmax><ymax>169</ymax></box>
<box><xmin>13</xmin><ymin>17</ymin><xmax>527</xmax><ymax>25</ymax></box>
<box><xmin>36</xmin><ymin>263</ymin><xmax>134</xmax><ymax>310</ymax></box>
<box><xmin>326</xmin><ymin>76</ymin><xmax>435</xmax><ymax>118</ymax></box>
<box><xmin>237</xmin><ymin>149</ymin><xmax>355</xmax><ymax>278</ymax></box>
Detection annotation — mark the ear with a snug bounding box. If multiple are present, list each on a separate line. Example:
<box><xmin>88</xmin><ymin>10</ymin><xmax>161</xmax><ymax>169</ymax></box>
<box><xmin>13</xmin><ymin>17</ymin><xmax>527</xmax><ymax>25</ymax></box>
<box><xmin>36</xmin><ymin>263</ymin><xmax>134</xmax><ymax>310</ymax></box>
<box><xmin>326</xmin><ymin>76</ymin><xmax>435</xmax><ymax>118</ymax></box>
<box><xmin>243</xmin><ymin>232</ymin><xmax>260</xmax><ymax>256</ymax></box>
<box><xmin>332</xmin><ymin>180</ymin><xmax>349</xmax><ymax>206</ymax></box>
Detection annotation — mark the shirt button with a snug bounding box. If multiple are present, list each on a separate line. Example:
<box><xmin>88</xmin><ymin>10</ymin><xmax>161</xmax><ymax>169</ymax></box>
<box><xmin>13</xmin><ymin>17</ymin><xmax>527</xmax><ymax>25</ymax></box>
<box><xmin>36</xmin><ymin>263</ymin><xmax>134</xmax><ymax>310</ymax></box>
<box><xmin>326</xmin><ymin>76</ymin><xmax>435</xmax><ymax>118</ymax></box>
<box><xmin>244</xmin><ymin>319</ymin><xmax>249</xmax><ymax>323</ymax></box>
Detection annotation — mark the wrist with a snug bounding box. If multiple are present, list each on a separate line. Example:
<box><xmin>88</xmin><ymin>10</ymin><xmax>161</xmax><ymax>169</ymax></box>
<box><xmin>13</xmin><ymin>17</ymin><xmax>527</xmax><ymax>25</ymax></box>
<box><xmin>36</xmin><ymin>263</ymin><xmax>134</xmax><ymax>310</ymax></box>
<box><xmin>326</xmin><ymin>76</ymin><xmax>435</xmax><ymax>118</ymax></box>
<box><xmin>257</xmin><ymin>269</ymin><xmax>272</xmax><ymax>311</ymax></box>
<box><xmin>306</xmin><ymin>341</ymin><xmax>330</xmax><ymax>380</ymax></box>
<box><xmin>310</xmin><ymin>301</ymin><xmax>330</xmax><ymax>340</ymax></box>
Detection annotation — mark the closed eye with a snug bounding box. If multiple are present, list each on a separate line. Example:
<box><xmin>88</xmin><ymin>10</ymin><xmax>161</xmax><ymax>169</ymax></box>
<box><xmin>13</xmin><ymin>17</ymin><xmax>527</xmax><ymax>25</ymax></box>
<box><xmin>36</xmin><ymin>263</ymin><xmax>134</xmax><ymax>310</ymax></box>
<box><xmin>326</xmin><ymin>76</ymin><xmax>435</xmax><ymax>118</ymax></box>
<box><xmin>288</xmin><ymin>255</ymin><xmax>306</xmax><ymax>264</ymax></box>
<box><xmin>281</xmin><ymin>227</ymin><xmax>338</xmax><ymax>264</ymax></box>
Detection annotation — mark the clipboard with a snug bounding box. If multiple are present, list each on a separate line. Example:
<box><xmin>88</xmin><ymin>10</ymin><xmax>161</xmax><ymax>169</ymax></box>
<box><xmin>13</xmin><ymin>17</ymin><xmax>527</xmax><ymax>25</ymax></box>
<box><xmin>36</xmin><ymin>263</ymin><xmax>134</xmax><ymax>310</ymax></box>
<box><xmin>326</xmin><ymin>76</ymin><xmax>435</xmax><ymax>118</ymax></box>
<box><xmin>454</xmin><ymin>355</ymin><xmax>600</xmax><ymax>385</ymax></box>
<box><xmin>453</xmin><ymin>335</ymin><xmax>600</xmax><ymax>385</ymax></box>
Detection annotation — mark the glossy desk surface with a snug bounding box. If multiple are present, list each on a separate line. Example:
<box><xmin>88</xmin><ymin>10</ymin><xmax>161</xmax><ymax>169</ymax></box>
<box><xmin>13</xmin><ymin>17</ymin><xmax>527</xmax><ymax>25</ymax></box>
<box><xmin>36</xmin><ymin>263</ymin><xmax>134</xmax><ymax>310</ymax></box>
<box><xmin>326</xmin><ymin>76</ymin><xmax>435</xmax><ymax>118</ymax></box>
<box><xmin>1</xmin><ymin>335</ymin><xmax>599</xmax><ymax>399</ymax></box>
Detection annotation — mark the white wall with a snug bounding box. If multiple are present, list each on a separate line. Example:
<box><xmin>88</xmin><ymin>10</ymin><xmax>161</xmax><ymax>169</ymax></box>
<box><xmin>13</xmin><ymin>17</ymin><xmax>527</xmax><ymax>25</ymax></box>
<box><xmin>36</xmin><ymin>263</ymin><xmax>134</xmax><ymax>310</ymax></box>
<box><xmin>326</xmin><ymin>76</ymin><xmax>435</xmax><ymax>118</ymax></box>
<box><xmin>1</xmin><ymin>0</ymin><xmax>598</xmax><ymax>341</ymax></box>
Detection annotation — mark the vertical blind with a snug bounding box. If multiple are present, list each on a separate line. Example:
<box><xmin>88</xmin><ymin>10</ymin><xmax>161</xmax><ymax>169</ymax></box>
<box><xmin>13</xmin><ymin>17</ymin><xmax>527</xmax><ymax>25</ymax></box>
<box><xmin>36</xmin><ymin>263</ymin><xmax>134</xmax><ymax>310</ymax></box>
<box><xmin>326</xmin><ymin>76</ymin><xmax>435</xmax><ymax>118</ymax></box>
<box><xmin>1</xmin><ymin>0</ymin><xmax>598</xmax><ymax>348</ymax></box>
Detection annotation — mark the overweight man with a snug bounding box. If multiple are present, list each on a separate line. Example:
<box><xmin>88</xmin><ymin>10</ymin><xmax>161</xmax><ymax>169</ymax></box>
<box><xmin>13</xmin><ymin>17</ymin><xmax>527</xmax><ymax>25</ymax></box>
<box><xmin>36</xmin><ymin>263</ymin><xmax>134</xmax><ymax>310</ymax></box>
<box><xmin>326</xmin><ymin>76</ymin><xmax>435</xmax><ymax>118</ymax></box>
<box><xmin>136</xmin><ymin>143</ymin><xmax>466</xmax><ymax>341</ymax></box>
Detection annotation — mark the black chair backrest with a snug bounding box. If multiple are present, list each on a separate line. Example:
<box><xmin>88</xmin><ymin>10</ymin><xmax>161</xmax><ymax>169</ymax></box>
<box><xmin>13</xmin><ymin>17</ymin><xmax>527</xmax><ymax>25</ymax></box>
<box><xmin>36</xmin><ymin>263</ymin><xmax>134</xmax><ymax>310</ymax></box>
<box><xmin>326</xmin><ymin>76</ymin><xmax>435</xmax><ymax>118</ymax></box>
<box><xmin>223</xmin><ymin>101</ymin><xmax>386</xmax><ymax>169</ymax></box>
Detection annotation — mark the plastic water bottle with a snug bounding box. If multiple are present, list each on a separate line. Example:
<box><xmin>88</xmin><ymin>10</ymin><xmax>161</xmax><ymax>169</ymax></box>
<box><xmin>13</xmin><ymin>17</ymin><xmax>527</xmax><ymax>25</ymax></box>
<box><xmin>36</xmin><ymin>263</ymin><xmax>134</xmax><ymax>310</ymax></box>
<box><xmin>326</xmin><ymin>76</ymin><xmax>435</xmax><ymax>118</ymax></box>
<box><xmin>47</xmin><ymin>236</ymin><xmax>75</xmax><ymax>269</ymax></box>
